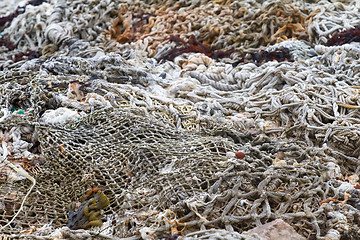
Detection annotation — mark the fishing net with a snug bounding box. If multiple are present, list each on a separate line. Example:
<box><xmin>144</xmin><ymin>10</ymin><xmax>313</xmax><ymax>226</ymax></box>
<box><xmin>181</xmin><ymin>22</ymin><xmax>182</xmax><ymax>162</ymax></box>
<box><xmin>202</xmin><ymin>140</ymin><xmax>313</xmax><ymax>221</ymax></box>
<box><xmin>1</xmin><ymin>0</ymin><xmax>360</xmax><ymax>239</ymax></box>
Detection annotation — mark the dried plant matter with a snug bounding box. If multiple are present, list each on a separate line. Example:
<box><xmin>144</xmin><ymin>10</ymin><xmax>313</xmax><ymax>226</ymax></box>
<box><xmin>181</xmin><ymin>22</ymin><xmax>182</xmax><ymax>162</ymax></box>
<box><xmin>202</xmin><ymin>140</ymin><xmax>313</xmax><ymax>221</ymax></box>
<box><xmin>67</xmin><ymin>189</ymin><xmax>109</xmax><ymax>230</ymax></box>
<box><xmin>233</xmin><ymin>47</ymin><xmax>293</xmax><ymax>67</ymax></box>
<box><xmin>326</xmin><ymin>25</ymin><xmax>360</xmax><ymax>46</ymax></box>
<box><xmin>156</xmin><ymin>35</ymin><xmax>233</xmax><ymax>62</ymax></box>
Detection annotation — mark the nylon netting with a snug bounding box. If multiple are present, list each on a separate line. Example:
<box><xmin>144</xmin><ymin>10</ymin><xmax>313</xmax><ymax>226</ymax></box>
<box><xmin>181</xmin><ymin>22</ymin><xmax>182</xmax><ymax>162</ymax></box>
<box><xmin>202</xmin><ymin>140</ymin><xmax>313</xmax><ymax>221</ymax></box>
<box><xmin>1</xmin><ymin>0</ymin><xmax>360</xmax><ymax>239</ymax></box>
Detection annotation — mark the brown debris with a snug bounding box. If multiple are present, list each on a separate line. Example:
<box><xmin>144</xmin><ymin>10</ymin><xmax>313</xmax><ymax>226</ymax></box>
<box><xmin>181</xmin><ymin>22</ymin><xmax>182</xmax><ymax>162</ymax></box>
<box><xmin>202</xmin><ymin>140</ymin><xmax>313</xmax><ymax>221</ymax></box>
<box><xmin>108</xmin><ymin>2</ymin><xmax>318</xmax><ymax>59</ymax></box>
<box><xmin>110</xmin><ymin>5</ymin><xmax>156</xmax><ymax>44</ymax></box>
<box><xmin>67</xmin><ymin>188</ymin><xmax>110</xmax><ymax>230</ymax></box>
<box><xmin>156</xmin><ymin>35</ymin><xmax>233</xmax><ymax>62</ymax></box>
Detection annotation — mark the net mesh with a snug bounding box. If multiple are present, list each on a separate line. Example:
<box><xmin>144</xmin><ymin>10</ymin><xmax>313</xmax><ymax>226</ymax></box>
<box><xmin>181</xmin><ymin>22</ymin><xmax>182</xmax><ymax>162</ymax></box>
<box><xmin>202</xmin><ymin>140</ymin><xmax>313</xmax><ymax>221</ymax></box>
<box><xmin>1</xmin><ymin>0</ymin><xmax>360</xmax><ymax>239</ymax></box>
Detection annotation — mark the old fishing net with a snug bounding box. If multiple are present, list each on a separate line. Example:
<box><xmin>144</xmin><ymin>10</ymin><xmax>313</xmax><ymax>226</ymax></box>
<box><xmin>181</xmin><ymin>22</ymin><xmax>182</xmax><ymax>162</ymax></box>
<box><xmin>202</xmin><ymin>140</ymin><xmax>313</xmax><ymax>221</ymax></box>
<box><xmin>1</xmin><ymin>0</ymin><xmax>360</xmax><ymax>239</ymax></box>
